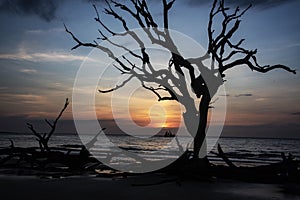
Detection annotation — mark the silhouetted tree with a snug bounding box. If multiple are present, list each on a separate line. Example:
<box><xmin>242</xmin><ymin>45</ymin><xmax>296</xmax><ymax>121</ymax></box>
<box><xmin>65</xmin><ymin>0</ymin><xmax>295</xmax><ymax>160</ymax></box>
<box><xmin>27</xmin><ymin>98</ymin><xmax>69</xmax><ymax>152</ymax></box>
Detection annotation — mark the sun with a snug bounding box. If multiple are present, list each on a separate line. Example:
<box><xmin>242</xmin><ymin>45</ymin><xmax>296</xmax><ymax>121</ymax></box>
<box><xmin>162</xmin><ymin>122</ymin><xmax>170</xmax><ymax>128</ymax></box>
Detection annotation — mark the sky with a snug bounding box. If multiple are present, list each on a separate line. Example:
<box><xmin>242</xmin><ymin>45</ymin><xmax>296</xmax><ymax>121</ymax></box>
<box><xmin>0</xmin><ymin>0</ymin><xmax>299</xmax><ymax>138</ymax></box>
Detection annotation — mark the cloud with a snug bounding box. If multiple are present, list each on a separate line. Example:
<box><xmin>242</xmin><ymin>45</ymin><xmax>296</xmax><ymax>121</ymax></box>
<box><xmin>219</xmin><ymin>94</ymin><xmax>230</xmax><ymax>97</ymax></box>
<box><xmin>287</xmin><ymin>43</ymin><xmax>300</xmax><ymax>48</ymax></box>
<box><xmin>0</xmin><ymin>0</ymin><xmax>108</xmax><ymax>22</ymax></box>
<box><xmin>186</xmin><ymin>0</ymin><xmax>296</xmax><ymax>10</ymax></box>
<box><xmin>0</xmin><ymin>0</ymin><xmax>295</xmax><ymax>24</ymax></box>
<box><xmin>19</xmin><ymin>68</ymin><xmax>38</xmax><ymax>74</ymax></box>
<box><xmin>255</xmin><ymin>97</ymin><xmax>268</xmax><ymax>102</ymax></box>
<box><xmin>0</xmin><ymin>49</ymin><xmax>86</xmax><ymax>62</ymax></box>
<box><xmin>291</xmin><ymin>112</ymin><xmax>300</xmax><ymax>115</ymax></box>
<box><xmin>0</xmin><ymin>0</ymin><xmax>59</xmax><ymax>22</ymax></box>
<box><xmin>235</xmin><ymin>93</ymin><xmax>253</xmax><ymax>97</ymax></box>
<box><xmin>28</xmin><ymin>52</ymin><xmax>86</xmax><ymax>62</ymax></box>
<box><xmin>0</xmin><ymin>93</ymin><xmax>48</xmax><ymax>105</ymax></box>
<box><xmin>25</xmin><ymin>28</ymin><xmax>64</xmax><ymax>35</ymax></box>
<box><xmin>0</xmin><ymin>93</ymin><xmax>72</xmax><ymax>119</ymax></box>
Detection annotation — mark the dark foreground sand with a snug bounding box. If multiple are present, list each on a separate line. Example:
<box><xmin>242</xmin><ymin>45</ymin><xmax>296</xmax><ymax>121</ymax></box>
<box><xmin>0</xmin><ymin>174</ymin><xmax>299</xmax><ymax>200</ymax></box>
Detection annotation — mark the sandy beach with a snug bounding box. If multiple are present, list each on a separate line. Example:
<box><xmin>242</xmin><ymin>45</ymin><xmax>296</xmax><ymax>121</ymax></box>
<box><xmin>0</xmin><ymin>174</ymin><xmax>299</xmax><ymax>200</ymax></box>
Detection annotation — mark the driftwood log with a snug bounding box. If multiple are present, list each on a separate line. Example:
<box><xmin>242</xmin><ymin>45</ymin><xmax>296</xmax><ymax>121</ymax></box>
<box><xmin>0</xmin><ymin>140</ymin><xmax>299</xmax><ymax>183</ymax></box>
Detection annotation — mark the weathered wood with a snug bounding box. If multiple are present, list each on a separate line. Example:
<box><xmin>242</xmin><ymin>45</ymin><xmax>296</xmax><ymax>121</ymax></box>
<box><xmin>216</xmin><ymin>144</ymin><xmax>237</xmax><ymax>168</ymax></box>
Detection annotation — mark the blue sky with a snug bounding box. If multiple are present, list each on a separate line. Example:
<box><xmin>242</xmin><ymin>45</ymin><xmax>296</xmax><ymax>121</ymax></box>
<box><xmin>0</xmin><ymin>0</ymin><xmax>299</xmax><ymax>138</ymax></box>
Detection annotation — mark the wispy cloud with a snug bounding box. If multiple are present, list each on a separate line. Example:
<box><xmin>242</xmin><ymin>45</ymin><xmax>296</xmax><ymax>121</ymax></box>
<box><xmin>25</xmin><ymin>28</ymin><xmax>64</xmax><ymax>35</ymax></box>
<box><xmin>0</xmin><ymin>49</ymin><xmax>86</xmax><ymax>62</ymax></box>
<box><xmin>287</xmin><ymin>43</ymin><xmax>300</xmax><ymax>48</ymax></box>
<box><xmin>19</xmin><ymin>68</ymin><xmax>38</xmax><ymax>74</ymax></box>
<box><xmin>235</xmin><ymin>93</ymin><xmax>253</xmax><ymax>97</ymax></box>
<box><xmin>255</xmin><ymin>97</ymin><xmax>268</xmax><ymax>102</ymax></box>
<box><xmin>0</xmin><ymin>93</ymin><xmax>72</xmax><ymax>119</ymax></box>
<box><xmin>0</xmin><ymin>93</ymin><xmax>48</xmax><ymax>105</ymax></box>
<box><xmin>265</xmin><ymin>43</ymin><xmax>300</xmax><ymax>52</ymax></box>
<box><xmin>30</xmin><ymin>52</ymin><xmax>86</xmax><ymax>62</ymax></box>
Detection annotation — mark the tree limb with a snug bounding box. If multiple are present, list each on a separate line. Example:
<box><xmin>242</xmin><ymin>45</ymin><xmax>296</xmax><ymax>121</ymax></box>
<box><xmin>207</xmin><ymin>0</ymin><xmax>296</xmax><ymax>76</ymax></box>
<box><xmin>26</xmin><ymin>98</ymin><xmax>69</xmax><ymax>152</ymax></box>
<box><xmin>46</xmin><ymin>98</ymin><xmax>69</xmax><ymax>141</ymax></box>
<box><xmin>98</xmin><ymin>75</ymin><xmax>135</xmax><ymax>93</ymax></box>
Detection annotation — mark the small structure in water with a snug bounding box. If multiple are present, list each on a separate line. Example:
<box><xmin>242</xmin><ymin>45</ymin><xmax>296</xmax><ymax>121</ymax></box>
<box><xmin>164</xmin><ymin>130</ymin><xmax>175</xmax><ymax>137</ymax></box>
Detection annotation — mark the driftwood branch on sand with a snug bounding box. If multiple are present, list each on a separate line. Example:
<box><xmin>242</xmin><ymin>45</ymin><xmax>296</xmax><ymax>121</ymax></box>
<box><xmin>0</xmin><ymin>139</ymin><xmax>299</xmax><ymax>183</ymax></box>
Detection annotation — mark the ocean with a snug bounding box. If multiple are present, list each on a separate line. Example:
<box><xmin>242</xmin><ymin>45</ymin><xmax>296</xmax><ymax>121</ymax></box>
<box><xmin>1</xmin><ymin>132</ymin><xmax>299</xmax><ymax>168</ymax></box>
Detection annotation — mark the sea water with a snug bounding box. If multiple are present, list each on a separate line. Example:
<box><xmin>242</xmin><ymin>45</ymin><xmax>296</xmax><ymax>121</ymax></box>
<box><xmin>0</xmin><ymin>132</ymin><xmax>299</xmax><ymax>167</ymax></box>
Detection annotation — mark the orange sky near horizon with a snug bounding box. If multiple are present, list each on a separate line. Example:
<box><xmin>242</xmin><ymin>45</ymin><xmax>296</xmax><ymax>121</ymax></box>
<box><xmin>94</xmin><ymin>87</ymin><xmax>183</xmax><ymax>129</ymax></box>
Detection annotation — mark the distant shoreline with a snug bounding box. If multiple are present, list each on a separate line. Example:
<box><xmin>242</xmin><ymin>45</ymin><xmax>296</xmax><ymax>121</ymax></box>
<box><xmin>1</xmin><ymin>131</ymin><xmax>300</xmax><ymax>140</ymax></box>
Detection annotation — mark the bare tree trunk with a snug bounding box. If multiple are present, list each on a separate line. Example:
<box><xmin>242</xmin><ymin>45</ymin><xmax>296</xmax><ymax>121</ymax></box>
<box><xmin>42</xmin><ymin>139</ymin><xmax>50</xmax><ymax>152</ymax></box>
<box><xmin>193</xmin><ymin>92</ymin><xmax>211</xmax><ymax>159</ymax></box>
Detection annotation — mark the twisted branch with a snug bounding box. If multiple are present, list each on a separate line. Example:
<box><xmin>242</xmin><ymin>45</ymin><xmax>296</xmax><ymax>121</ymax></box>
<box><xmin>208</xmin><ymin>0</ymin><xmax>296</xmax><ymax>76</ymax></box>
<box><xmin>27</xmin><ymin>98</ymin><xmax>69</xmax><ymax>152</ymax></box>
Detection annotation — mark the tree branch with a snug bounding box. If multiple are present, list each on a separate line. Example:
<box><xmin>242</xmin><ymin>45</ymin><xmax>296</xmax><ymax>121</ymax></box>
<box><xmin>142</xmin><ymin>84</ymin><xmax>178</xmax><ymax>101</ymax></box>
<box><xmin>46</xmin><ymin>98</ymin><xmax>69</xmax><ymax>141</ymax></box>
<box><xmin>26</xmin><ymin>123</ymin><xmax>43</xmax><ymax>141</ymax></box>
<box><xmin>26</xmin><ymin>98</ymin><xmax>69</xmax><ymax>152</ymax></box>
<box><xmin>64</xmin><ymin>24</ymin><xmax>97</xmax><ymax>50</ymax></box>
<box><xmin>98</xmin><ymin>75</ymin><xmax>135</xmax><ymax>93</ymax></box>
<box><xmin>207</xmin><ymin>0</ymin><xmax>296</xmax><ymax>76</ymax></box>
<box><xmin>163</xmin><ymin>0</ymin><xmax>175</xmax><ymax>29</ymax></box>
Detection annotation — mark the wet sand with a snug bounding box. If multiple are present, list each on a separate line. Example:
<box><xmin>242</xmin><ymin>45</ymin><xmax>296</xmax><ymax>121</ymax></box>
<box><xmin>0</xmin><ymin>174</ymin><xmax>299</xmax><ymax>200</ymax></box>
